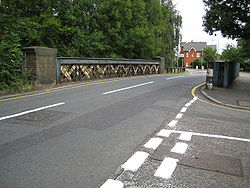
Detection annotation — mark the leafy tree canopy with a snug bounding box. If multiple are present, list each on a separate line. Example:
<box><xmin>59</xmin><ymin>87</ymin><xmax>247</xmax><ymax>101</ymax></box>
<box><xmin>0</xmin><ymin>0</ymin><xmax>182</xmax><ymax>90</ymax></box>
<box><xmin>203</xmin><ymin>0</ymin><xmax>250</xmax><ymax>40</ymax></box>
<box><xmin>202</xmin><ymin>47</ymin><xmax>219</xmax><ymax>62</ymax></box>
<box><xmin>221</xmin><ymin>44</ymin><xmax>243</xmax><ymax>62</ymax></box>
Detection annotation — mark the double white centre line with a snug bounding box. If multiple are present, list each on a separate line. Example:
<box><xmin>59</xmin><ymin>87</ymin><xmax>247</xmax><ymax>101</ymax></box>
<box><xmin>102</xmin><ymin>81</ymin><xmax>154</xmax><ymax>95</ymax></box>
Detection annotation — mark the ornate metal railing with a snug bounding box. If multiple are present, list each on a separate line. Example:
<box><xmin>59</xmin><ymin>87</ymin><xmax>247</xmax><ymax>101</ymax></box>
<box><xmin>56</xmin><ymin>57</ymin><xmax>160</xmax><ymax>82</ymax></box>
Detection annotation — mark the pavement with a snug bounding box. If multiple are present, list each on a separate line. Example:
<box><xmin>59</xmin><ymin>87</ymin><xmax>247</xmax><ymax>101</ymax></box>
<box><xmin>201</xmin><ymin>72</ymin><xmax>250</xmax><ymax>110</ymax></box>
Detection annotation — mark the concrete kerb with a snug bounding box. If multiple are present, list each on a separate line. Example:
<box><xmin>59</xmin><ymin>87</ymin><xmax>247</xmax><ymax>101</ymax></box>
<box><xmin>200</xmin><ymin>86</ymin><xmax>250</xmax><ymax>111</ymax></box>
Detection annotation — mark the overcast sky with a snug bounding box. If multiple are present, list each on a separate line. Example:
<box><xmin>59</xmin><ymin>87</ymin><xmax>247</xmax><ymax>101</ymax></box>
<box><xmin>172</xmin><ymin>0</ymin><xmax>237</xmax><ymax>54</ymax></box>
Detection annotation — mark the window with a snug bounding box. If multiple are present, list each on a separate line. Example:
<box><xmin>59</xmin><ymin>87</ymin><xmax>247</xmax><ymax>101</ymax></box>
<box><xmin>192</xmin><ymin>53</ymin><xmax>194</xmax><ymax>57</ymax></box>
<box><xmin>197</xmin><ymin>52</ymin><xmax>200</xmax><ymax>57</ymax></box>
<box><xmin>186</xmin><ymin>53</ymin><xmax>188</xmax><ymax>57</ymax></box>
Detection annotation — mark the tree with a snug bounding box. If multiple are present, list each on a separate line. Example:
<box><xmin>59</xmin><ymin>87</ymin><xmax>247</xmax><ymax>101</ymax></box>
<box><xmin>0</xmin><ymin>0</ymin><xmax>182</xmax><ymax>90</ymax></box>
<box><xmin>221</xmin><ymin>44</ymin><xmax>242</xmax><ymax>62</ymax></box>
<box><xmin>203</xmin><ymin>0</ymin><xmax>250</xmax><ymax>40</ymax></box>
<box><xmin>202</xmin><ymin>47</ymin><xmax>219</xmax><ymax>62</ymax></box>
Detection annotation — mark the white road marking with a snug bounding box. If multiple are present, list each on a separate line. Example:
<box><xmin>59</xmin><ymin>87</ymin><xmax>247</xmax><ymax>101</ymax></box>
<box><xmin>121</xmin><ymin>151</ymin><xmax>149</xmax><ymax>172</ymax></box>
<box><xmin>100</xmin><ymin>179</ymin><xmax>124</xmax><ymax>188</ymax></box>
<box><xmin>168</xmin><ymin>120</ymin><xmax>178</xmax><ymax>127</ymax></box>
<box><xmin>171</xmin><ymin>130</ymin><xmax>250</xmax><ymax>143</ymax></box>
<box><xmin>102</xmin><ymin>81</ymin><xmax>154</xmax><ymax>95</ymax></box>
<box><xmin>157</xmin><ymin>129</ymin><xmax>173</xmax><ymax>137</ymax></box>
<box><xmin>171</xmin><ymin>142</ymin><xmax>188</xmax><ymax>154</ymax></box>
<box><xmin>184</xmin><ymin>102</ymin><xmax>192</xmax><ymax>107</ymax></box>
<box><xmin>166</xmin><ymin>76</ymin><xmax>184</xmax><ymax>80</ymax></box>
<box><xmin>180</xmin><ymin>107</ymin><xmax>187</xmax><ymax>113</ymax></box>
<box><xmin>0</xmin><ymin>102</ymin><xmax>65</xmax><ymax>121</ymax></box>
<box><xmin>190</xmin><ymin>96</ymin><xmax>198</xmax><ymax>103</ymax></box>
<box><xmin>175</xmin><ymin>113</ymin><xmax>183</xmax><ymax>119</ymax></box>
<box><xmin>179</xmin><ymin>132</ymin><xmax>192</xmax><ymax>141</ymax></box>
<box><xmin>154</xmin><ymin>157</ymin><xmax>179</xmax><ymax>179</ymax></box>
<box><xmin>144</xmin><ymin>137</ymin><xmax>163</xmax><ymax>150</ymax></box>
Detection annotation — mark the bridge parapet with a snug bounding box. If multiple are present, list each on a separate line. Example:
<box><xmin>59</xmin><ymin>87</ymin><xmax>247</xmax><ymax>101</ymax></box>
<box><xmin>56</xmin><ymin>57</ymin><xmax>161</xmax><ymax>83</ymax></box>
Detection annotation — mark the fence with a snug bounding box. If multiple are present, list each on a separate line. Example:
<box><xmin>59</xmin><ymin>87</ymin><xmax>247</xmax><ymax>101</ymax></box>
<box><xmin>56</xmin><ymin>57</ymin><xmax>161</xmax><ymax>83</ymax></box>
<box><xmin>165</xmin><ymin>67</ymin><xmax>186</xmax><ymax>74</ymax></box>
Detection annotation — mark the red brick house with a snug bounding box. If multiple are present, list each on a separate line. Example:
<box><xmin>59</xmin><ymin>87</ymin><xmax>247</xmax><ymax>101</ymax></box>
<box><xmin>180</xmin><ymin>42</ymin><xmax>207</xmax><ymax>67</ymax></box>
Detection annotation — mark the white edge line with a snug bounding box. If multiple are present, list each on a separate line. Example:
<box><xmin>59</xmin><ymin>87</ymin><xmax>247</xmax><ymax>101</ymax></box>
<box><xmin>0</xmin><ymin>102</ymin><xmax>65</xmax><ymax>121</ymax></box>
<box><xmin>102</xmin><ymin>81</ymin><xmax>154</xmax><ymax>95</ymax></box>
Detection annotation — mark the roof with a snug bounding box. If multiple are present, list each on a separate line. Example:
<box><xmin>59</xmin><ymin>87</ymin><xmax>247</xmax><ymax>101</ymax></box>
<box><xmin>181</xmin><ymin>42</ymin><xmax>207</xmax><ymax>51</ymax></box>
<box><xmin>208</xmin><ymin>45</ymin><xmax>217</xmax><ymax>51</ymax></box>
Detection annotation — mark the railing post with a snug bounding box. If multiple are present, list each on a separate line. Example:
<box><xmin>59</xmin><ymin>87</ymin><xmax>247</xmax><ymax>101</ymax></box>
<box><xmin>56</xmin><ymin>58</ymin><xmax>61</xmax><ymax>84</ymax></box>
<box><xmin>154</xmin><ymin>56</ymin><xmax>165</xmax><ymax>74</ymax></box>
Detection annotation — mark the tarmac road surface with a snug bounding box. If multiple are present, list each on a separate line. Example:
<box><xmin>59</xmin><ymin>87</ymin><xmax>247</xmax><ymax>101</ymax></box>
<box><xmin>1</xmin><ymin>70</ymin><xmax>249</xmax><ymax>188</ymax></box>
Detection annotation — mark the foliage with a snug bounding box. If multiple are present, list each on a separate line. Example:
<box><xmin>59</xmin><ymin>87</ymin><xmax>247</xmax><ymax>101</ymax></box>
<box><xmin>202</xmin><ymin>47</ymin><xmax>219</xmax><ymax>63</ymax></box>
<box><xmin>0</xmin><ymin>0</ymin><xmax>181</xmax><ymax>90</ymax></box>
<box><xmin>177</xmin><ymin>57</ymin><xmax>183</xmax><ymax>67</ymax></box>
<box><xmin>203</xmin><ymin>0</ymin><xmax>249</xmax><ymax>40</ymax></box>
<box><xmin>221</xmin><ymin>44</ymin><xmax>242</xmax><ymax>62</ymax></box>
<box><xmin>203</xmin><ymin>0</ymin><xmax>250</xmax><ymax>72</ymax></box>
<box><xmin>191</xmin><ymin>59</ymin><xmax>207</xmax><ymax>69</ymax></box>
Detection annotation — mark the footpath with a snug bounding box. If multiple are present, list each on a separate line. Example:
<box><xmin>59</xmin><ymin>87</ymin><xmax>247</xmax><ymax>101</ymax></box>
<box><xmin>201</xmin><ymin>72</ymin><xmax>250</xmax><ymax>110</ymax></box>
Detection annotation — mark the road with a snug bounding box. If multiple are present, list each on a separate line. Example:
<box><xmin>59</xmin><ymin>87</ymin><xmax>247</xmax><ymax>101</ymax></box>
<box><xmin>0</xmin><ymin>70</ymin><xmax>249</xmax><ymax>188</ymax></box>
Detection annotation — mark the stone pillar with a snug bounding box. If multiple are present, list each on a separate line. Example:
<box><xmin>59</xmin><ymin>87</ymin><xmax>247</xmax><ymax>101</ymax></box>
<box><xmin>206</xmin><ymin>62</ymin><xmax>214</xmax><ymax>90</ymax></box>
<box><xmin>22</xmin><ymin>47</ymin><xmax>57</xmax><ymax>85</ymax></box>
<box><xmin>154</xmin><ymin>56</ymin><xmax>165</xmax><ymax>74</ymax></box>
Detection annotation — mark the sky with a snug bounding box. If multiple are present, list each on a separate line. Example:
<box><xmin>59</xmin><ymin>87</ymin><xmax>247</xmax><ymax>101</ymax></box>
<box><xmin>172</xmin><ymin>0</ymin><xmax>237</xmax><ymax>54</ymax></box>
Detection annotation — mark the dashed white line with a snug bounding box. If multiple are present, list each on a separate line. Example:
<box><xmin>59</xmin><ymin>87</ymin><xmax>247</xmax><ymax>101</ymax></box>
<box><xmin>180</xmin><ymin>107</ymin><xmax>187</xmax><ymax>113</ymax></box>
<box><xmin>168</xmin><ymin>120</ymin><xmax>178</xmax><ymax>127</ymax></box>
<box><xmin>179</xmin><ymin>132</ymin><xmax>192</xmax><ymax>141</ymax></box>
<box><xmin>0</xmin><ymin>102</ymin><xmax>65</xmax><ymax>121</ymax></box>
<box><xmin>190</xmin><ymin>96</ymin><xmax>198</xmax><ymax>103</ymax></box>
<box><xmin>184</xmin><ymin>102</ymin><xmax>192</xmax><ymax>107</ymax></box>
<box><xmin>121</xmin><ymin>151</ymin><xmax>149</xmax><ymax>172</ymax></box>
<box><xmin>157</xmin><ymin>129</ymin><xmax>173</xmax><ymax>137</ymax></box>
<box><xmin>171</xmin><ymin>142</ymin><xmax>188</xmax><ymax>154</ymax></box>
<box><xmin>102</xmin><ymin>81</ymin><xmax>154</xmax><ymax>95</ymax></box>
<box><xmin>175</xmin><ymin>113</ymin><xmax>183</xmax><ymax>119</ymax></box>
<box><xmin>144</xmin><ymin>137</ymin><xmax>163</xmax><ymax>150</ymax></box>
<box><xmin>154</xmin><ymin>157</ymin><xmax>179</xmax><ymax>179</ymax></box>
<box><xmin>100</xmin><ymin>179</ymin><xmax>124</xmax><ymax>188</ymax></box>
<box><xmin>166</xmin><ymin>76</ymin><xmax>184</xmax><ymax>80</ymax></box>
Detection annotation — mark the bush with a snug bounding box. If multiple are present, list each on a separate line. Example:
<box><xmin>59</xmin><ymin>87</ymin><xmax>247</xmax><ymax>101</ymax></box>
<box><xmin>191</xmin><ymin>59</ymin><xmax>207</xmax><ymax>69</ymax></box>
<box><xmin>0</xmin><ymin>30</ymin><xmax>29</xmax><ymax>91</ymax></box>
